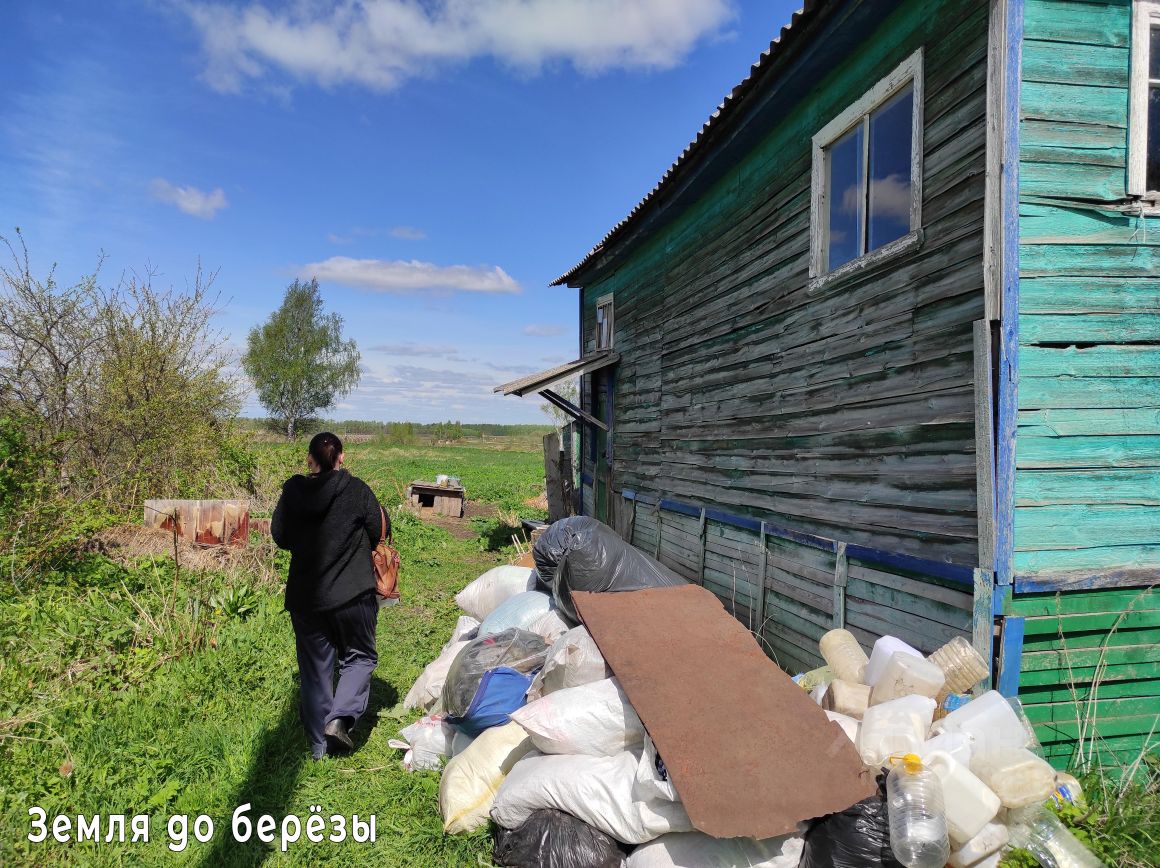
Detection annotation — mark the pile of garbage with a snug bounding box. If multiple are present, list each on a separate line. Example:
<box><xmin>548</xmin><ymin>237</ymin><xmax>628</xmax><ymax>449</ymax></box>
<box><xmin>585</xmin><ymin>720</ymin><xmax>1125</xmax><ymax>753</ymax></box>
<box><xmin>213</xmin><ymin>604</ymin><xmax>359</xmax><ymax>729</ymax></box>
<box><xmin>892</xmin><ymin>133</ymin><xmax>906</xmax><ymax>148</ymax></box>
<box><xmin>393</xmin><ymin>516</ymin><xmax>1103</xmax><ymax>868</ymax></box>
<box><xmin>797</xmin><ymin>628</ymin><xmax>1104</xmax><ymax>868</ymax></box>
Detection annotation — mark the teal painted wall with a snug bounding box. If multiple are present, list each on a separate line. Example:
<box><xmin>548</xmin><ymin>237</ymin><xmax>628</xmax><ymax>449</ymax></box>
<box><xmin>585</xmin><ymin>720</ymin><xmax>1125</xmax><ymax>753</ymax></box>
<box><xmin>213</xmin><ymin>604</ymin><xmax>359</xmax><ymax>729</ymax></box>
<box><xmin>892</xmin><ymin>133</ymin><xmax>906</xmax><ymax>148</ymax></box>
<box><xmin>1014</xmin><ymin>0</ymin><xmax>1160</xmax><ymax>774</ymax></box>
<box><xmin>1016</xmin><ymin>0</ymin><xmax>1160</xmax><ymax>576</ymax></box>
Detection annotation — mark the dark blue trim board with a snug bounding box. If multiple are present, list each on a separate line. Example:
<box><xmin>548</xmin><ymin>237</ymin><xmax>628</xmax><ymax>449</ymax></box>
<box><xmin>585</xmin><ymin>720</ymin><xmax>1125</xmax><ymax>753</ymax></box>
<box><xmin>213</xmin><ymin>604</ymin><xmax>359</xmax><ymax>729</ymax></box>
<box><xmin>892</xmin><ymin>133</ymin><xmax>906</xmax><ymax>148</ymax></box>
<box><xmin>620</xmin><ymin>489</ymin><xmax>975</xmax><ymax>588</ymax></box>
<box><xmin>997</xmin><ymin>615</ymin><xmax>1025</xmax><ymax>698</ymax></box>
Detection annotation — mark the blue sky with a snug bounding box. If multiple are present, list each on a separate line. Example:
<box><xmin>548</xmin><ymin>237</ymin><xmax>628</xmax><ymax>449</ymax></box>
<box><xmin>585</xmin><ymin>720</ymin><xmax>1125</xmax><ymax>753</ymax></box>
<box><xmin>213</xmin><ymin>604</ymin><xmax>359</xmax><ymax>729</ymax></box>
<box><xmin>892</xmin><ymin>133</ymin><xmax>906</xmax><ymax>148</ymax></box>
<box><xmin>1</xmin><ymin>0</ymin><xmax>801</xmax><ymax>423</ymax></box>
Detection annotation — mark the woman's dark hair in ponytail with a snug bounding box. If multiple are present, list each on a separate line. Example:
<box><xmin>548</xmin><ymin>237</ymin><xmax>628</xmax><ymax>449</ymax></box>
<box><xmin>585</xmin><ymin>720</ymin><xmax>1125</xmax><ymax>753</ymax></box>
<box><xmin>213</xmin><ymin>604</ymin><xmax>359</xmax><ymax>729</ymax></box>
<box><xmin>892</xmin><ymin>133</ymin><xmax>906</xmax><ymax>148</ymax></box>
<box><xmin>308</xmin><ymin>432</ymin><xmax>343</xmax><ymax>473</ymax></box>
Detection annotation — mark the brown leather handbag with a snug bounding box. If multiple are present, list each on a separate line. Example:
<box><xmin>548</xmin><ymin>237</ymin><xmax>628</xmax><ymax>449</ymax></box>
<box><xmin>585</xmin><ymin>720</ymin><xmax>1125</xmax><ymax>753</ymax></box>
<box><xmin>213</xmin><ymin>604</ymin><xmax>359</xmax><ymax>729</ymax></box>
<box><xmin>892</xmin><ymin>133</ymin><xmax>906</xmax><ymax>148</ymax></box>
<box><xmin>372</xmin><ymin>506</ymin><xmax>401</xmax><ymax>603</ymax></box>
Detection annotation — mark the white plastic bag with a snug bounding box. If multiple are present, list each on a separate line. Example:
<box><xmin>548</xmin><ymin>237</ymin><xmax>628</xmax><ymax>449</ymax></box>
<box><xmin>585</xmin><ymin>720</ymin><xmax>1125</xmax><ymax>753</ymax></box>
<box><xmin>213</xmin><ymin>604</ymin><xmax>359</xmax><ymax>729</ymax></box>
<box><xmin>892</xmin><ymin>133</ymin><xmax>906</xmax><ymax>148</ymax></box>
<box><xmin>403</xmin><ymin>639</ymin><xmax>471</xmax><ymax>713</ymax></box>
<box><xmin>512</xmin><ymin>678</ymin><xmax>643</xmax><ymax>756</ymax></box>
<box><xmin>478</xmin><ymin>590</ymin><xmax>555</xmax><ymax>637</ymax></box>
<box><xmin>455</xmin><ymin>565</ymin><xmax>537</xmax><ymax>620</ymax></box>
<box><xmin>439</xmin><ymin>721</ymin><xmax>534</xmax><ymax>834</ymax></box>
<box><xmin>445</xmin><ymin>615</ymin><xmax>480</xmax><ymax>647</ymax></box>
<box><xmin>388</xmin><ymin>714</ymin><xmax>457</xmax><ymax>772</ymax></box>
<box><xmin>526</xmin><ymin>608</ymin><xmax>573</xmax><ymax>643</ymax></box>
<box><xmin>491</xmin><ymin>749</ymin><xmax>693</xmax><ymax>845</ymax></box>
<box><xmin>627</xmin><ymin>832</ymin><xmax>806</xmax><ymax>868</ymax></box>
<box><xmin>527</xmin><ymin>625</ymin><xmax>610</xmax><ymax>701</ymax></box>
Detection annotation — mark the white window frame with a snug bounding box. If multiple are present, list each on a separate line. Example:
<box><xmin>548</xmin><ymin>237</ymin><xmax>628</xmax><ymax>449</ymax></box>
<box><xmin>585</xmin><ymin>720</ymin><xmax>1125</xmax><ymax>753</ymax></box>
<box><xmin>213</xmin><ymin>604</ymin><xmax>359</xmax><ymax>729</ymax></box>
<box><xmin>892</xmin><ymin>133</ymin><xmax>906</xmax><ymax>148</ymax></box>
<box><xmin>1129</xmin><ymin>1</ymin><xmax>1160</xmax><ymax>198</ymax></box>
<box><xmin>595</xmin><ymin>293</ymin><xmax>614</xmax><ymax>350</ymax></box>
<box><xmin>809</xmin><ymin>49</ymin><xmax>925</xmax><ymax>288</ymax></box>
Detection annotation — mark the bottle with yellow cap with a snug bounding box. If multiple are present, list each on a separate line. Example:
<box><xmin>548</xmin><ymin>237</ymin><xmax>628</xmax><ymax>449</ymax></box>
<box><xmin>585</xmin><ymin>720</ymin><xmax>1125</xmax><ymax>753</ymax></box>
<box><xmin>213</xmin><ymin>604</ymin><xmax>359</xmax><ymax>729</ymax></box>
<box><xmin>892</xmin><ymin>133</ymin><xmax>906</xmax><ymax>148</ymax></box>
<box><xmin>886</xmin><ymin>753</ymin><xmax>951</xmax><ymax>868</ymax></box>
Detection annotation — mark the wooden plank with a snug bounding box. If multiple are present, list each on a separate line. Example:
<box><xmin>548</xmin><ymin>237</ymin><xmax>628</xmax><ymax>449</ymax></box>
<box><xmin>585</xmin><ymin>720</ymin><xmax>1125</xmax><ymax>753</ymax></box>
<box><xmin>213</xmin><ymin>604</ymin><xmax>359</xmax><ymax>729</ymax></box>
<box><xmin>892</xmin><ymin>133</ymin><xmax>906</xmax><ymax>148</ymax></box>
<box><xmin>1015</xmin><ymin>505</ymin><xmax>1160</xmax><ymax>548</ymax></box>
<box><xmin>1021</xmin><ymin>643</ymin><xmax>1160</xmax><ymax>674</ymax></box>
<box><xmin>1018</xmin><ymin>408</ymin><xmax>1160</xmax><ymax>437</ymax></box>
<box><xmin>544</xmin><ymin>432</ymin><xmax>565</xmax><ymax>522</ymax></box>
<box><xmin>1016</xmin><ymin>470</ymin><xmax>1160</xmax><ymax>506</ymax></box>
<box><xmin>1022</xmin><ymin>0</ymin><xmax>1129</xmax><ymax>49</ymax></box>
<box><xmin>833</xmin><ymin>542</ymin><xmax>847</xmax><ymax>628</ymax></box>
<box><xmin>974</xmin><ymin>320</ymin><xmax>996</xmax><ymax>568</ymax></box>
<box><xmin>973</xmin><ymin>568</ymin><xmax>994</xmax><ymax>692</ymax></box>
<box><xmin>1016</xmin><ymin>435</ymin><xmax>1160</xmax><ymax>469</ymax></box>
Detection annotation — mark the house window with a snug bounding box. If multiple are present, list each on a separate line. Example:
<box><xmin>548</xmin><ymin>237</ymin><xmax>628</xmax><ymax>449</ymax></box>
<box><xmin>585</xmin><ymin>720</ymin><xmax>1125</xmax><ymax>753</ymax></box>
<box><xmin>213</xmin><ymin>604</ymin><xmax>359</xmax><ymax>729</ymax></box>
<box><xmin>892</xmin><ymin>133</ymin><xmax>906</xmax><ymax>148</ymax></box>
<box><xmin>595</xmin><ymin>294</ymin><xmax>614</xmax><ymax>350</ymax></box>
<box><xmin>810</xmin><ymin>50</ymin><xmax>924</xmax><ymax>279</ymax></box>
<box><xmin>1130</xmin><ymin>1</ymin><xmax>1160</xmax><ymax>196</ymax></box>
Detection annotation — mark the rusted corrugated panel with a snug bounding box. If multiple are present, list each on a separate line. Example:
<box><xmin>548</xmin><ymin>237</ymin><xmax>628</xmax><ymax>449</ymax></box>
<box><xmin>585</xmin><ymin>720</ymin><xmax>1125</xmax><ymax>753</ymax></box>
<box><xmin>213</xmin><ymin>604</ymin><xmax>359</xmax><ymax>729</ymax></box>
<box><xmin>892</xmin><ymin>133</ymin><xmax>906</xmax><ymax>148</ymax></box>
<box><xmin>552</xmin><ymin>0</ymin><xmax>829</xmax><ymax>288</ymax></box>
<box><xmin>143</xmin><ymin>499</ymin><xmax>251</xmax><ymax>546</ymax></box>
<box><xmin>574</xmin><ymin>584</ymin><xmax>875</xmax><ymax>839</ymax></box>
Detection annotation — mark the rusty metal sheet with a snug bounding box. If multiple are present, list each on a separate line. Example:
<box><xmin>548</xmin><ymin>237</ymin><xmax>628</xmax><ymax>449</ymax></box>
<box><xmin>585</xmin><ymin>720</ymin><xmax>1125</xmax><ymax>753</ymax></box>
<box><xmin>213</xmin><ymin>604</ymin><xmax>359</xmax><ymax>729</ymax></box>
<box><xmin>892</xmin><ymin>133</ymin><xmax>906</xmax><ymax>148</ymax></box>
<box><xmin>574</xmin><ymin>584</ymin><xmax>876</xmax><ymax>839</ymax></box>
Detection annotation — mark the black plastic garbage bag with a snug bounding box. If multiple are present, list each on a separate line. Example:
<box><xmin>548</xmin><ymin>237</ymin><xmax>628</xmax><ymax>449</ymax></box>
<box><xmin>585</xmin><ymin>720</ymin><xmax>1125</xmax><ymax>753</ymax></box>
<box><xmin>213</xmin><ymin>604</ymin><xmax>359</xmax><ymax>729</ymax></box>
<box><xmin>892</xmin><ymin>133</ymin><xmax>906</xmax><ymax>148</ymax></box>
<box><xmin>532</xmin><ymin>516</ymin><xmax>686</xmax><ymax>622</ymax></box>
<box><xmin>798</xmin><ymin>775</ymin><xmax>903</xmax><ymax>868</ymax></box>
<box><xmin>493</xmin><ymin>809</ymin><xmax>627</xmax><ymax>868</ymax></box>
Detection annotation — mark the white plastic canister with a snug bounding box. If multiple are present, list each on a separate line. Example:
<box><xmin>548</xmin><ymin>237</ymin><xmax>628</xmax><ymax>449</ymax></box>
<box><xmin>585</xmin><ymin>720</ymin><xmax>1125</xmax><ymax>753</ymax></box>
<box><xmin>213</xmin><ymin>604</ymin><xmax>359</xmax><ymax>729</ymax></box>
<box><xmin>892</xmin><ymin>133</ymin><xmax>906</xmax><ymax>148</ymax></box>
<box><xmin>857</xmin><ymin>694</ymin><xmax>936</xmax><ymax>767</ymax></box>
<box><xmin>934</xmin><ymin>690</ymin><xmax>1031</xmax><ymax>757</ymax></box>
<box><xmin>870</xmin><ymin>651</ymin><xmax>947</xmax><ymax>705</ymax></box>
<box><xmin>924</xmin><ymin>750</ymin><xmax>1001</xmax><ymax>844</ymax></box>
<box><xmin>865</xmin><ymin>636</ymin><xmax>924</xmax><ymax>686</ymax></box>
<box><xmin>947</xmin><ymin>821</ymin><xmax>1010</xmax><ymax>867</ymax></box>
<box><xmin>919</xmin><ymin>730</ymin><xmax>973</xmax><ymax>767</ymax></box>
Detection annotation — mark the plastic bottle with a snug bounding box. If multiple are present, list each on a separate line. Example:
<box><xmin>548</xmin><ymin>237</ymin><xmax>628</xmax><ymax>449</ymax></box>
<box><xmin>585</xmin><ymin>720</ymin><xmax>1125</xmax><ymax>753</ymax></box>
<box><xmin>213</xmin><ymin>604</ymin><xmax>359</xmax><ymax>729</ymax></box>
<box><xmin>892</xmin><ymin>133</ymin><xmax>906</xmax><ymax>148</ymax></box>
<box><xmin>865</xmin><ymin>635</ymin><xmax>923</xmax><ymax>686</ymax></box>
<box><xmin>934</xmin><ymin>689</ymin><xmax>1030</xmax><ymax>756</ymax></box>
<box><xmin>821</xmin><ymin>679</ymin><xmax>872</xmax><ymax>719</ymax></box>
<box><xmin>1008</xmin><ymin>804</ymin><xmax>1106</xmax><ymax>868</ymax></box>
<box><xmin>933</xmin><ymin>691</ymin><xmax>972</xmax><ymax>721</ymax></box>
<box><xmin>923</xmin><ymin>750</ymin><xmax>1001</xmax><ymax>844</ymax></box>
<box><xmin>969</xmin><ymin>746</ymin><xmax>1057</xmax><ymax>809</ymax></box>
<box><xmin>1052</xmin><ymin>771</ymin><xmax>1085</xmax><ymax>808</ymax></box>
<box><xmin>929</xmin><ymin>635</ymin><xmax>989</xmax><ymax>694</ymax></box>
<box><xmin>869</xmin><ymin>651</ymin><xmax>947</xmax><ymax>705</ymax></box>
<box><xmin>858</xmin><ymin>694</ymin><xmax>936</xmax><ymax>767</ymax></box>
<box><xmin>947</xmin><ymin>820</ymin><xmax>1009</xmax><ymax>867</ymax></box>
<box><xmin>791</xmin><ymin>664</ymin><xmax>834</xmax><ymax>692</ymax></box>
<box><xmin>885</xmin><ymin>753</ymin><xmax>951</xmax><ymax>868</ymax></box>
<box><xmin>819</xmin><ymin>629</ymin><xmax>870</xmax><ymax>683</ymax></box>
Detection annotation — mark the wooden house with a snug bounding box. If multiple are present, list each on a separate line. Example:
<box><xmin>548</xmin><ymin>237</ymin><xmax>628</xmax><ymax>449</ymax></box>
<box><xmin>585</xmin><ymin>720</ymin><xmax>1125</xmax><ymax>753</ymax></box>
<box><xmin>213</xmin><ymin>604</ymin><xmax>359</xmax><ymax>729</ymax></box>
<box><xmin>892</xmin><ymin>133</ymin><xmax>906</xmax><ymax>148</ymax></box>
<box><xmin>500</xmin><ymin>0</ymin><xmax>1159</xmax><ymax>772</ymax></box>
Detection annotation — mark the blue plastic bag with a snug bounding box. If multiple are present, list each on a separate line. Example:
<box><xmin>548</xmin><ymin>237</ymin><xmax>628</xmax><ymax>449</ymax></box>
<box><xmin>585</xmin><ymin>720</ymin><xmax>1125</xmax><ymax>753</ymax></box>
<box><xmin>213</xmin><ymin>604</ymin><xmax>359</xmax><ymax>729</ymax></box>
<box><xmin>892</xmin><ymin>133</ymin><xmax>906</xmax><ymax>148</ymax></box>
<box><xmin>448</xmin><ymin>667</ymin><xmax>537</xmax><ymax>736</ymax></box>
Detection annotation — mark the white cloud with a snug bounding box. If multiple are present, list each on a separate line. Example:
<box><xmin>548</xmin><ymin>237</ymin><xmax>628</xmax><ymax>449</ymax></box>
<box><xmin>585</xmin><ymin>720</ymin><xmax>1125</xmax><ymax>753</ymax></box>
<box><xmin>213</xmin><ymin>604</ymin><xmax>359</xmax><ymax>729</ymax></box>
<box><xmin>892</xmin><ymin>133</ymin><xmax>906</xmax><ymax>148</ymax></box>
<box><xmin>390</xmin><ymin>225</ymin><xmax>427</xmax><ymax>240</ymax></box>
<box><xmin>523</xmin><ymin>323</ymin><xmax>564</xmax><ymax>336</ymax></box>
<box><xmin>369</xmin><ymin>342</ymin><xmax>462</xmax><ymax>358</ymax></box>
<box><xmin>301</xmin><ymin>256</ymin><xmax>520</xmax><ymax>294</ymax></box>
<box><xmin>183</xmin><ymin>0</ymin><xmax>735</xmax><ymax>93</ymax></box>
<box><xmin>150</xmin><ymin>178</ymin><xmax>228</xmax><ymax>219</ymax></box>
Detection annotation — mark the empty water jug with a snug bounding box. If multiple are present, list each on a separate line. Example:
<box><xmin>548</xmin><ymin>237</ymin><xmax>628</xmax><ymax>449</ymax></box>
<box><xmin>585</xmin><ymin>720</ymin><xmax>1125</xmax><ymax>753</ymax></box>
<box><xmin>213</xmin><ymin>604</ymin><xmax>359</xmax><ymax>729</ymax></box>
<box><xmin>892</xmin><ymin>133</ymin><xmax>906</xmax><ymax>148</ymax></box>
<box><xmin>858</xmin><ymin>694</ymin><xmax>936</xmax><ymax>767</ymax></box>
<box><xmin>923</xmin><ymin>750</ymin><xmax>1001</xmax><ymax>844</ymax></box>
<box><xmin>1008</xmin><ymin>804</ymin><xmax>1106</xmax><ymax>867</ymax></box>
<box><xmin>870</xmin><ymin>651</ymin><xmax>946</xmax><ymax>705</ymax></box>
<box><xmin>970</xmin><ymin>746</ymin><xmax>1056</xmax><ymax>808</ymax></box>
<box><xmin>929</xmin><ymin>635</ymin><xmax>989</xmax><ymax>695</ymax></box>
<box><xmin>819</xmin><ymin>629</ymin><xmax>869</xmax><ymax>683</ymax></box>
<box><xmin>934</xmin><ymin>690</ymin><xmax>1031</xmax><ymax>756</ymax></box>
<box><xmin>886</xmin><ymin>753</ymin><xmax>951</xmax><ymax>868</ymax></box>
<box><xmin>866</xmin><ymin>635</ymin><xmax>923</xmax><ymax>686</ymax></box>
<box><xmin>919</xmin><ymin>729</ymin><xmax>973</xmax><ymax>767</ymax></box>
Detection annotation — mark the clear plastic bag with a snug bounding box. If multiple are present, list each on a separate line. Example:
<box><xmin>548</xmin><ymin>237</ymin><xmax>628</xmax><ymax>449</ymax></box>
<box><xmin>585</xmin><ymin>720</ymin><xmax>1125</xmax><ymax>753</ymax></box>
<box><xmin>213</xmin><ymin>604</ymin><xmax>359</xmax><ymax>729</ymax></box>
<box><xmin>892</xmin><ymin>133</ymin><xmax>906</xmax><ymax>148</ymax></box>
<box><xmin>442</xmin><ymin>628</ymin><xmax>549</xmax><ymax>719</ymax></box>
<box><xmin>532</xmin><ymin>517</ymin><xmax>686</xmax><ymax>622</ymax></box>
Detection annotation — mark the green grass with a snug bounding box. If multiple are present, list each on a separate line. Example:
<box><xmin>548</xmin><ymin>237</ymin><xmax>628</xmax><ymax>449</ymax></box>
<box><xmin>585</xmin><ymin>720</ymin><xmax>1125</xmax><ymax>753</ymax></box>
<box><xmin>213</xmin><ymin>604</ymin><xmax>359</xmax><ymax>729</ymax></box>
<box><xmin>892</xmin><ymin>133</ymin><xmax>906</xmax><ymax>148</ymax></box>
<box><xmin>0</xmin><ymin>441</ymin><xmax>546</xmax><ymax>866</ymax></box>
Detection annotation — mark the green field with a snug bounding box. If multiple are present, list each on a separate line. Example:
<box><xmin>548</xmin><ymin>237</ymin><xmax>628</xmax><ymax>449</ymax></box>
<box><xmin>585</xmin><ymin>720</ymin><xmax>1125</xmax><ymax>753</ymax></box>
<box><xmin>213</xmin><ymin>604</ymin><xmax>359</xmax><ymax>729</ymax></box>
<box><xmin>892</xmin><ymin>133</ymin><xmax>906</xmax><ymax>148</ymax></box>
<box><xmin>0</xmin><ymin>441</ymin><xmax>544</xmax><ymax>866</ymax></box>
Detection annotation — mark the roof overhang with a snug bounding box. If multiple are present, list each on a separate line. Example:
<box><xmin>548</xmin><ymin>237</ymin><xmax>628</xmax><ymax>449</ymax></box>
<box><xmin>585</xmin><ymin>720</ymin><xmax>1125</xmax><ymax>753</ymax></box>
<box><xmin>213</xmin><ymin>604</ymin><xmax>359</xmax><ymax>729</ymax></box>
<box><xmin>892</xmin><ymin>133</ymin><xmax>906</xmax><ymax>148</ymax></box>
<box><xmin>494</xmin><ymin>351</ymin><xmax>619</xmax><ymax>397</ymax></box>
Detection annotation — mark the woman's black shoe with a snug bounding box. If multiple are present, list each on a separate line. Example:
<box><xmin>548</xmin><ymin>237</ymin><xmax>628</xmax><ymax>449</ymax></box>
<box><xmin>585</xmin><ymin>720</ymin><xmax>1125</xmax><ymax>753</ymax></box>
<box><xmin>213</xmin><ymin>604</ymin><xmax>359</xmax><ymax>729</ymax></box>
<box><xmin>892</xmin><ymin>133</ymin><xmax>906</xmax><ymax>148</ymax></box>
<box><xmin>323</xmin><ymin>718</ymin><xmax>354</xmax><ymax>753</ymax></box>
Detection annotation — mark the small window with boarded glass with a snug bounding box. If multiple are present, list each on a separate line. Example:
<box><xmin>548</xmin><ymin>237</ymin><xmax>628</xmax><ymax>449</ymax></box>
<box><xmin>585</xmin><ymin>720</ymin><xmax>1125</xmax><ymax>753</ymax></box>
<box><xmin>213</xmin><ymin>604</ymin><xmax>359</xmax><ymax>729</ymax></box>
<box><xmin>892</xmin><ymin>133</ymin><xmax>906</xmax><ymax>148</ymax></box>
<box><xmin>811</xmin><ymin>51</ymin><xmax>923</xmax><ymax>279</ymax></box>
<box><xmin>1131</xmin><ymin>3</ymin><xmax>1160</xmax><ymax>195</ymax></box>
<box><xmin>595</xmin><ymin>295</ymin><xmax>614</xmax><ymax>350</ymax></box>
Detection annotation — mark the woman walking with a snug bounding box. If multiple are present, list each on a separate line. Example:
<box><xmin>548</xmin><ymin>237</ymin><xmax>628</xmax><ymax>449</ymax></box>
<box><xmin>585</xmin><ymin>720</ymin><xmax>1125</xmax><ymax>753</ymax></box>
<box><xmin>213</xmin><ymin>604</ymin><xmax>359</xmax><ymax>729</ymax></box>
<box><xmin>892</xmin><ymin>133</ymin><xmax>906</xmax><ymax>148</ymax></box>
<box><xmin>271</xmin><ymin>432</ymin><xmax>386</xmax><ymax>759</ymax></box>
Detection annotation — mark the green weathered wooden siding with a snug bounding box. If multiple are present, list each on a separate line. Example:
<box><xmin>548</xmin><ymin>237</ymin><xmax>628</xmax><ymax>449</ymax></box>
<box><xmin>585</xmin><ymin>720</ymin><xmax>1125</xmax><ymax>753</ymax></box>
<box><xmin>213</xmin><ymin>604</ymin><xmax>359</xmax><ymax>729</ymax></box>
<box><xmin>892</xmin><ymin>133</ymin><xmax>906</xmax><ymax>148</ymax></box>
<box><xmin>1014</xmin><ymin>0</ymin><xmax>1160</xmax><ymax>773</ymax></box>
<box><xmin>579</xmin><ymin>0</ymin><xmax>989</xmax><ymax>572</ymax></box>
<box><xmin>1009</xmin><ymin>586</ymin><xmax>1160</xmax><ymax>771</ymax></box>
<box><xmin>1016</xmin><ymin>0</ymin><xmax>1160</xmax><ymax>575</ymax></box>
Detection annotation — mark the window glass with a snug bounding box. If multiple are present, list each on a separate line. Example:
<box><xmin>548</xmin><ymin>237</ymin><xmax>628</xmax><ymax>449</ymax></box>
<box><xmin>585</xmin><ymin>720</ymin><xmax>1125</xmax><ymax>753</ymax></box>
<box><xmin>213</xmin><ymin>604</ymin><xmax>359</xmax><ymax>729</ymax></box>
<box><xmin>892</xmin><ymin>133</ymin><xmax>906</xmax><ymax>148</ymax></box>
<box><xmin>868</xmin><ymin>85</ymin><xmax>914</xmax><ymax>251</ymax></box>
<box><xmin>1150</xmin><ymin>25</ymin><xmax>1160</xmax><ymax>79</ymax></box>
<box><xmin>826</xmin><ymin>124</ymin><xmax>863</xmax><ymax>271</ymax></box>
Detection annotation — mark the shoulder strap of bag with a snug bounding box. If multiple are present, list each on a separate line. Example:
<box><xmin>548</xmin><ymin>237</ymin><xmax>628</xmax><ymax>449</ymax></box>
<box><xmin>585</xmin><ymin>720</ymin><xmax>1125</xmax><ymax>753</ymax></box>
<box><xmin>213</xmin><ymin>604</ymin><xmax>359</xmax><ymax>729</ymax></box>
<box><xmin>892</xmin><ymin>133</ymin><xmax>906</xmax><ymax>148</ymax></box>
<box><xmin>379</xmin><ymin>505</ymin><xmax>392</xmax><ymax>546</ymax></box>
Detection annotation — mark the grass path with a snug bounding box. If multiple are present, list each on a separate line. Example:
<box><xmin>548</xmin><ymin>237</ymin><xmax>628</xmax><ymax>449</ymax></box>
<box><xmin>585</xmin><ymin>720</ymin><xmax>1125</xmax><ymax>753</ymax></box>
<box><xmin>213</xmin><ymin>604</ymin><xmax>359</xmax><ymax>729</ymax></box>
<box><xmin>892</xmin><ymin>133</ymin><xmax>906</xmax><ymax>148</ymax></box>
<box><xmin>1</xmin><ymin>442</ymin><xmax>542</xmax><ymax>866</ymax></box>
